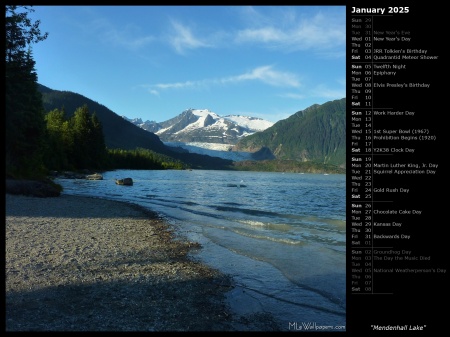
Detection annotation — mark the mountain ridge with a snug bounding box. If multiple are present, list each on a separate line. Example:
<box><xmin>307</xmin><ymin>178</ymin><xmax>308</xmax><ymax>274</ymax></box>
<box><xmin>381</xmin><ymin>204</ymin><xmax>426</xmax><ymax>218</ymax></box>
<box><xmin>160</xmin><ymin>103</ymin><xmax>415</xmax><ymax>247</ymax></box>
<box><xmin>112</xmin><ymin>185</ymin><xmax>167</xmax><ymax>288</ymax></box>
<box><xmin>37</xmin><ymin>83</ymin><xmax>345</xmax><ymax>170</ymax></box>
<box><xmin>122</xmin><ymin>108</ymin><xmax>274</xmax><ymax>145</ymax></box>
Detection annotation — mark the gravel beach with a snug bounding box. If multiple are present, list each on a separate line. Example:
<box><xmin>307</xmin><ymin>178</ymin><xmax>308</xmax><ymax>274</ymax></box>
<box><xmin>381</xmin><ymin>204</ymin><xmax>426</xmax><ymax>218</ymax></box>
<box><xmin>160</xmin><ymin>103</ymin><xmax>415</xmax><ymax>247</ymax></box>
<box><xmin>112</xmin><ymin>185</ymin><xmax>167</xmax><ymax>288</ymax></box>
<box><xmin>5</xmin><ymin>193</ymin><xmax>254</xmax><ymax>331</ymax></box>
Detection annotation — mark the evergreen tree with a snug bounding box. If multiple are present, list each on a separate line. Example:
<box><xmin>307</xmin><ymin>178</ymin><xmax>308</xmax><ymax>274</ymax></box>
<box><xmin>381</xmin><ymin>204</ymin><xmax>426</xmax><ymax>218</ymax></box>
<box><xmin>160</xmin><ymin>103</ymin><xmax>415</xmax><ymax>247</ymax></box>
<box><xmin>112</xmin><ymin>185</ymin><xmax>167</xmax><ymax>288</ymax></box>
<box><xmin>88</xmin><ymin>112</ymin><xmax>108</xmax><ymax>169</ymax></box>
<box><xmin>43</xmin><ymin>108</ymin><xmax>69</xmax><ymax>170</ymax></box>
<box><xmin>5</xmin><ymin>5</ymin><xmax>48</xmax><ymax>178</ymax></box>
<box><xmin>68</xmin><ymin>105</ymin><xmax>108</xmax><ymax>170</ymax></box>
<box><xmin>70</xmin><ymin>104</ymin><xmax>92</xmax><ymax>169</ymax></box>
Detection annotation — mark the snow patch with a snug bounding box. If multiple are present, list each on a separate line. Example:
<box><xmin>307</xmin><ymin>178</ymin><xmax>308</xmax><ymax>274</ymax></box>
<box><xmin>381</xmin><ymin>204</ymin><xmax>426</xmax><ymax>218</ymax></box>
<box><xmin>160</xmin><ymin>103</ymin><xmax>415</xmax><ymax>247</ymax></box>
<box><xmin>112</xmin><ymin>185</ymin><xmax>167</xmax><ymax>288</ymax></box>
<box><xmin>224</xmin><ymin>115</ymin><xmax>273</xmax><ymax>131</ymax></box>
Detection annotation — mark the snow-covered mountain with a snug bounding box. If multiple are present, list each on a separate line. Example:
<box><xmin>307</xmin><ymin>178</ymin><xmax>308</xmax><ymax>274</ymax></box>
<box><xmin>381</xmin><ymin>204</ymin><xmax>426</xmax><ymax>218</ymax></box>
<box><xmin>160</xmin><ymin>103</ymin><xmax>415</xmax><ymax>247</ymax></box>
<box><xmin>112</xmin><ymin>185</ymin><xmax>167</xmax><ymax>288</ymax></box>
<box><xmin>123</xmin><ymin>108</ymin><xmax>273</xmax><ymax>144</ymax></box>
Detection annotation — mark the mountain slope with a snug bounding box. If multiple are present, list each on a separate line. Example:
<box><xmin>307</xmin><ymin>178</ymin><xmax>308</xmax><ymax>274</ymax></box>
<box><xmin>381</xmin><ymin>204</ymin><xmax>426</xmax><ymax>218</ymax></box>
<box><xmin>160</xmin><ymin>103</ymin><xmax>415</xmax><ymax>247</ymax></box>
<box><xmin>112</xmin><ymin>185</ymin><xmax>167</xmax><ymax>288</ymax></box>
<box><xmin>234</xmin><ymin>98</ymin><xmax>346</xmax><ymax>167</ymax></box>
<box><xmin>38</xmin><ymin>84</ymin><xmax>167</xmax><ymax>153</ymax></box>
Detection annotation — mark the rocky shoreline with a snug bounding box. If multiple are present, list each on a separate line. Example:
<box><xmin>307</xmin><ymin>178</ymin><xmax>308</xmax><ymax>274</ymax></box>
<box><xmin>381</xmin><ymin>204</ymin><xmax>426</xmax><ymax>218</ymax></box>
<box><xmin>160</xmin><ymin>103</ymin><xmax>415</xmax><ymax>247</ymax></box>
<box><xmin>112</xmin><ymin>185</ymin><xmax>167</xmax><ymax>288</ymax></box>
<box><xmin>6</xmin><ymin>193</ymin><xmax>242</xmax><ymax>331</ymax></box>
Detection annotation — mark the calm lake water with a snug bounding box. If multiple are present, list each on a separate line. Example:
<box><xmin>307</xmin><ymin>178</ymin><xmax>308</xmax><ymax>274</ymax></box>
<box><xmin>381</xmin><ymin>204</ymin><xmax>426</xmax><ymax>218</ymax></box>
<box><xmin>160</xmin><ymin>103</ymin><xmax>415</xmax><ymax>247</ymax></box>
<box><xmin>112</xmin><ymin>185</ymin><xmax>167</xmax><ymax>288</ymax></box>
<box><xmin>55</xmin><ymin>169</ymin><xmax>346</xmax><ymax>331</ymax></box>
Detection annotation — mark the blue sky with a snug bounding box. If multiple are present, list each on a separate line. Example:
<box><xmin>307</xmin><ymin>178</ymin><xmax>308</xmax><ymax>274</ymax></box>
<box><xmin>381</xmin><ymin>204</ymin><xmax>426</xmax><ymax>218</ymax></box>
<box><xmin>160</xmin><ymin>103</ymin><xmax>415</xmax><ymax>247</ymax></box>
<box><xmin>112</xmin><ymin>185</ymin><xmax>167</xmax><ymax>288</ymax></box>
<box><xmin>29</xmin><ymin>5</ymin><xmax>345</xmax><ymax>123</ymax></box>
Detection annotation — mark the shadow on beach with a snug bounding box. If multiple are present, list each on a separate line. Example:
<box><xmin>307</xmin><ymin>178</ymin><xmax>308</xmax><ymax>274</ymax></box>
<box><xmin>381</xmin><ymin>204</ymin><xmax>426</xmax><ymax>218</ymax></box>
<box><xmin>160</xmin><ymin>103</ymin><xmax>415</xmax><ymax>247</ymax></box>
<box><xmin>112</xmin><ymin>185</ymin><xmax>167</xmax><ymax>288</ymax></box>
<box><xmin>6</xmin><ymin>275</ymin><xmax>235</xmax><ymax>331</ymax></box>
<box><xmin>5</xmin><ymin>194</ymin><xmax>161</xmax><ymax>220</ymax></box>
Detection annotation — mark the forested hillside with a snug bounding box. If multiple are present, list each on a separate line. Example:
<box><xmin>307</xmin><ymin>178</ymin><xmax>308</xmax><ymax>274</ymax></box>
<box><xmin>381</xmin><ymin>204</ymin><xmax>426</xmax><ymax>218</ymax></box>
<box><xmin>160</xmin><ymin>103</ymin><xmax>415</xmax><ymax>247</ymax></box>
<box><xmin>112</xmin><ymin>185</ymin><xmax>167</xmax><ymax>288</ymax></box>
<box><xmin>38</xmin><ymin>84</ymin><xmax>234</xmax><ymax>170</ymax></box>
<box><xmin>234</xmin><ymin>98</ymin><xmax>346</xmax><ymax>168</ymax></box>
<box><xmin>38</xmin><ymin>84</ymin><xmax>168</xmax><ymax>153</ymax></box>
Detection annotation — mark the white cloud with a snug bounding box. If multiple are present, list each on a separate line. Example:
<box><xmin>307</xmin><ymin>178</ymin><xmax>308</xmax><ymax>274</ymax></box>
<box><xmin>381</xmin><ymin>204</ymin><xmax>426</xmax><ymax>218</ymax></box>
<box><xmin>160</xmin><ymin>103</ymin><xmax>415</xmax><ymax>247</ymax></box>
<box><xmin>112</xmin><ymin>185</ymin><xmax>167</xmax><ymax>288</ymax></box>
<box><xmin>235</xmin><ymin>8</ymin><xmax>345</xmax><ymax>52</ymax></box>
<box><xmin>150</xmin><ymin>65</ymin><xmax>300</xmax><ymax>93</ymax></box>
<box><xmin>155</xmin><ymin>80</ymin><xmax>197</xmax><ymax>90</ymax></box>
<box><xmin>168</xmin><ymin>20</ymin><xmax>211</xmax><ymax>54</ymax></box>
<box><xmin>236</xmin><ymin>27</ymin><xmax>285</xmax><ymax>43</ymax></box>
<box><xmin>224</xmin><ymin>66</ymin><xmax>300</xmax><ymax>87</ymax></box>
<box><xmin>85</xmin><ymin>7</ymin><xmax>344</xmax><ymax>57</ymax></box>
<box><xmin>86</xmin><ymin>18</ymin><xmax>155</xmax><ymax>50</ymax></box>
<box><xmin>278</xmin><ymin>92</ymin><xmax>305</xmax><ymax>100</ymax></box>
<box><xmin>161</xmin><ymin>7</ymin><xmax>344</xmax><ymax>56</ymax></box>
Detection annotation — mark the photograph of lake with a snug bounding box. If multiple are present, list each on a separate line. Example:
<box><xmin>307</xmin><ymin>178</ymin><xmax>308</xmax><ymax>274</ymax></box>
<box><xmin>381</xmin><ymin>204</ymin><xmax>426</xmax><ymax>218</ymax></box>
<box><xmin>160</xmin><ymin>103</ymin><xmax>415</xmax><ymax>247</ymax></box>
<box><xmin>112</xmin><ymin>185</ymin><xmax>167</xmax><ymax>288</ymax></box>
<box><xmin>6</xmin><ymin>5</ymin><xmax>347</xmax><ymax>331</ymax></box>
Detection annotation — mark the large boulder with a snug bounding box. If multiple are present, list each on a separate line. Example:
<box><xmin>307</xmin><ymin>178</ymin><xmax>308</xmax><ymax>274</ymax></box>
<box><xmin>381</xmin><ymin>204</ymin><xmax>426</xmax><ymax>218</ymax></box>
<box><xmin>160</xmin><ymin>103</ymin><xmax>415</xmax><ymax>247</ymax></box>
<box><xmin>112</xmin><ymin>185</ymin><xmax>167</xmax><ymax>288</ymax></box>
<box><xmin>115</xmin><ymin>177</ymin><xmax>133</xmax><ymax>186</ymax></box>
